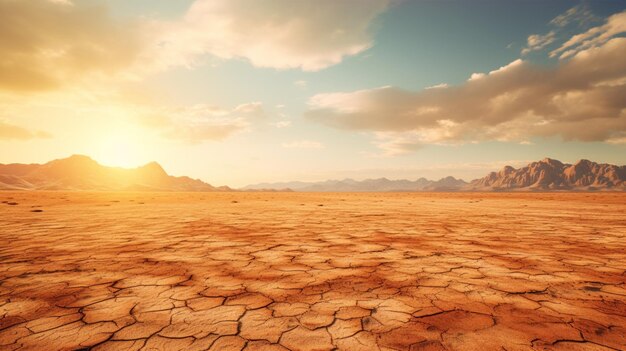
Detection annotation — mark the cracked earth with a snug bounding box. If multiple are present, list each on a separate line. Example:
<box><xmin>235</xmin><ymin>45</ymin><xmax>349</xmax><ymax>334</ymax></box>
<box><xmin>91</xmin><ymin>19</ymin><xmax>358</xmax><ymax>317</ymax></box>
<box><xmin>1</xmin><ymin>192</ymin><xmax>625</xmax><ymax>351</ymax></box>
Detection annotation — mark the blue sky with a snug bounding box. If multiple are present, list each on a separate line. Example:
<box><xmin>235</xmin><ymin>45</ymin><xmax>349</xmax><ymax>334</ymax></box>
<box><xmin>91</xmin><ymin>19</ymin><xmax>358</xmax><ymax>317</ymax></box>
<box><xmin>1</xmin><ymin>0</ymin><xmax>625</xmax><ymax>186</ymax></box>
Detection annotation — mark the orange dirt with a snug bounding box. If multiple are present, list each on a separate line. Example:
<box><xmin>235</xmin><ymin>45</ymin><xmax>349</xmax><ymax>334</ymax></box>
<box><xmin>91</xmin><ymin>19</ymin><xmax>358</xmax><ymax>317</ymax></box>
<box><xmin>1</xmin><ymin>192</ymin><xmax>625</xmax><ymax>351</ymax></box>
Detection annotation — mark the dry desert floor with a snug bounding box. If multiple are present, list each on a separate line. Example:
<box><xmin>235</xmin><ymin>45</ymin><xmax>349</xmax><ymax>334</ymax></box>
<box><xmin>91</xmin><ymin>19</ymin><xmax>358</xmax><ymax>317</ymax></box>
<box><xmin>1</xmin><ymin>192</ymin><xmax>625</xmax><ymax>351</ymax></box>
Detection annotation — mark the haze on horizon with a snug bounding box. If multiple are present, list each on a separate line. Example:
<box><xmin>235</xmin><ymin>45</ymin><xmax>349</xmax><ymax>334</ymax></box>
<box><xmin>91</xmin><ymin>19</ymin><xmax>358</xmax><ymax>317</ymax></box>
<box><xmin>1</xmin><ymin>0</ymin><xmax>625</xmax><ymax>187</ymax></box>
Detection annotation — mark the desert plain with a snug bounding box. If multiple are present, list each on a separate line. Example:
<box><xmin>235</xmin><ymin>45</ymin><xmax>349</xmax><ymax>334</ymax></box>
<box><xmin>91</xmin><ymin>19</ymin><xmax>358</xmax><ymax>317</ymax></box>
<box><xmin>0</xmin><ymin>191</ymin><xmax>625</xmax><ymax>351</ymax></box>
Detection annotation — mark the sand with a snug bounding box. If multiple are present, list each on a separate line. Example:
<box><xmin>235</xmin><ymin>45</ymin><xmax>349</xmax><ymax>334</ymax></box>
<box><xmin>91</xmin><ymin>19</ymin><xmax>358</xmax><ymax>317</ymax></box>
<box><xmin>0</xmin><ymin>192</ymin><xmax>625</xmax><ymax>351</ymax></box>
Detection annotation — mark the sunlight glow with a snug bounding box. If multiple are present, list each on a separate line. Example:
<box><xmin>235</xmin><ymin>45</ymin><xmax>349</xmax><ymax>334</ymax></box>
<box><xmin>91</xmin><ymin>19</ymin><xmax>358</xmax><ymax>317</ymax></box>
<box><xmin>93</xmin><ymin>131</ymin><xmax>145</xmax><ymax>168</ymax></box>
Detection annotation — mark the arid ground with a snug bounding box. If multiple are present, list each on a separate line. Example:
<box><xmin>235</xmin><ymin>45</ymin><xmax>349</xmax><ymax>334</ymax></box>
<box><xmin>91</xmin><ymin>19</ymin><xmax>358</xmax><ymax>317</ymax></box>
<box><xmin>1</xmin><ymin>192</ymin><xmax>625</xmax><ymax>351</ymax></box>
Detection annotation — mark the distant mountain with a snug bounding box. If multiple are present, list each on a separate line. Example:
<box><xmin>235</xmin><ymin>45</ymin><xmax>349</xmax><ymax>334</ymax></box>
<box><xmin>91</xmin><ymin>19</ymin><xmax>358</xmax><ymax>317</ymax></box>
<box><xmin>0</xmin><ymin>155</ymin><xmax>230</xmax><ymax>191</ymax></box>
<box><xmin>244</xmin><ymin>158</ymin><xmax>626</xmax><ymax>192</ymax></box>
<box><xmin>2</xmin><ymin>156</ymin><xmax>624</xmax><ymax>192</ymax></box>
<box><xmin>241</xmin><ymin>181</ymin><xmax>314</xmax><ymax>191</ymax></box>
<box><xmin>244</xmin><ymin>176</ymin><xmax>468</xmax><ymax>192</ymax></box>
<box><xmin>469</xmin><ymin>158</ymin><xmax>626</xmax><ymax>191</ymax></box>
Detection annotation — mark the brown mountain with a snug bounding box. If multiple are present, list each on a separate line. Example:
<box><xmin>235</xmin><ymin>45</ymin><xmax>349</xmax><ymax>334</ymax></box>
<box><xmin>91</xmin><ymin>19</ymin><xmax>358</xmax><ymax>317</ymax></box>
<box><xmin>469</xmin><ymin>158</ymin><xmax>626</xmax><ymax>191</ymax></box>
<box><xmin>0</xmin><ymin>155</ymin><xmax>229</xmax><ymax>191</ymax></box>
<box><xmin>244</xmin><ymin>158</ymin><xmax>625</xmax><ymax>192</ymax></box>
<box><xmin>2</xmin><ymin>156</ymin><xmax>624</xmax><ymax>192</ymax></box>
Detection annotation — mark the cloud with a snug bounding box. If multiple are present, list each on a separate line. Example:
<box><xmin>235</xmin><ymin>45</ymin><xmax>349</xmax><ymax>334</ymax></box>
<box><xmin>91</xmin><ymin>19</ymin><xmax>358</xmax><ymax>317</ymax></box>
<box><xmin>521</xmin><ymin>4</ymin><xmax>600</xmax><ymax>56</ymax></box>
<box><xmin>0</xmin><ymin>0</ymin><xmax>142</xmax><ymax>92</ymax></box>
<box><xmin>522</xmin><ymin>31</ymin><xmax>556</xmax><ymax>55</ymax></box>
<box><xmin>371</xmin><ymin>132</ymin><xmax>426</xmax><ymax>156</ymax></box>
<box><xmin>550</xmin><ymin>4</ymin><xmax>596</xmax><ymax>28</ymax></box>
<box><xmin>425</xmin><ymin>83</ymin><xmax>448</xmax><ymax>90</ymax></box>
<box><xmin>47</xmin><ymin>0</ymin><xmax>72</xmax><ymax>5</ymax></box>
<box><xmin>0</xmin><ymin>121</ymin><xmax>52</xmax><ymax>140</ymax></box>
<box><xmin>306</xmin><ymin>37</ymin><xmax>626</xmax><ymax>154</ymax></box>
<box><xmin>551</xmin><ymin>10</ymin><xmax>626</xmax><ymax>59</ymax></box>
<box><xmin>272</xmin><ymin>120</ymin><xmax>292</xmax><ymax>128</ymax></box>
<box><xmin>140</xmin><ymin>102</ymin><xmax>264</xmax><ymax>143</ymax></box>
<box><xmin>282</xmin><ymin>140</ymin><xmax>324</xmax><ymax>149</ymax></box>
<box><xmin>294</xmin><ymin>80</ymin><xmax>307</xmax><ymax>89</ymax></box>
<box><xmin>606</xmin><ymin>136</ymin><xmax>626</xmax><ymax>144</ymax></box>
<box><xmin>149</xmin><ymin>0</ymin><xmax>390</xmax><ymax>71</ymax></box>
<box><xmin>0</xmin><ymin>0</ymin><xmax>388</xmax><ymax>93</ymax></box>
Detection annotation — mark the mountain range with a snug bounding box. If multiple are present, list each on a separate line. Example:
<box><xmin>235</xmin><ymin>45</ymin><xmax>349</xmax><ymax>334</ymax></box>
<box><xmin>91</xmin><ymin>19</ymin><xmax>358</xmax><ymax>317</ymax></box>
<box><xmin>243</xmin><ymin>176</ymin><xmax>467</xmax><ymax>192</ymax></box>
<box><xmin>245</xmin><ymin>158</ymin><xmax>626</xmax><ymax>192</ymax></box>
<box><xmin>470</xmin><ymin>158</ymin><xmax>626</xmax><ymax>191</ymax></box>
<box><xmin>0</xmin><ymin>155</ymin><xmax>229</xmax><ymax>191</ymax></box>
<box><xmin>0</xmin><ymin>155</ymin><xmax>624</xmax><ymax>192</ymax></box>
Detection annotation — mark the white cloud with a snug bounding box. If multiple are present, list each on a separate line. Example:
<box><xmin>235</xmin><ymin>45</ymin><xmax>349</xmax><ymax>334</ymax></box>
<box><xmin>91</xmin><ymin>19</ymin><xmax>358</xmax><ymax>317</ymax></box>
<box><xmin>425</xmin><ymin>83</ymin><xmax>448</xmax><ymax>89</ymax></box>
<box><xmin>147</xmin><ymin>0</ymin><xmax>390</xmax><ymax>72</ymax></box>
<box><xmin>306</xmin><ymin>38</ymin><xmax>626</xmax><ymax>154</ymax></box>
<box><xmin>372</xmin><ymin>132</ymin><xmax>426</xmax><ymax>156</ymax></box>
<box><xmin>140</xmin><ymin>102</ymin><xmax>265</xmax><ymax>143</ymax></box>
<box><xmin>0</xmin><ymin>0</ymin><xmax>389</xmax><ymax>93</ymax></box>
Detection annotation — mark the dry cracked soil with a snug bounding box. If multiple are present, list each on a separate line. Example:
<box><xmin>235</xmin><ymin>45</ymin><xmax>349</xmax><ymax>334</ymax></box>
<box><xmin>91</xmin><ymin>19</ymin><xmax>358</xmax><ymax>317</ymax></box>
<box><xmin>0</xmin><ymin>192</ymin><xmax>625</xmax><ymax>351</ymax></box>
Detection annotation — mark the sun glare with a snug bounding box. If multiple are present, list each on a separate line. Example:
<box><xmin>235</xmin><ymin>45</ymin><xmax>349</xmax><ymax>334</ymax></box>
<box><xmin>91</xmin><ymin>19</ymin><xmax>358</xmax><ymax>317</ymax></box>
<box><xmin>93</xmin><ymin>132</ymin><xmax>145</xmax><ymax>168</ymax></box>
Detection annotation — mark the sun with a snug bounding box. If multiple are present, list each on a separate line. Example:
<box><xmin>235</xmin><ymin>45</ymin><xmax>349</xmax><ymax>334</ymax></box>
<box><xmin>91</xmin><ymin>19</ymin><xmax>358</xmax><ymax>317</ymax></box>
<box><xmin>93</xmin><ymin>132</ymin><xmax>145</xmax><ymax>169</ymax></box>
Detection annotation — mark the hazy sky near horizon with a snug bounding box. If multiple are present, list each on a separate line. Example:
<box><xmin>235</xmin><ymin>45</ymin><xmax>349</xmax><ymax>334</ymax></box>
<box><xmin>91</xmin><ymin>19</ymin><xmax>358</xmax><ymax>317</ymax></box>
<box><xmin>1</xmin><ymin>0</ymin><xmax>626</xmax><ymax>186</ymax></box>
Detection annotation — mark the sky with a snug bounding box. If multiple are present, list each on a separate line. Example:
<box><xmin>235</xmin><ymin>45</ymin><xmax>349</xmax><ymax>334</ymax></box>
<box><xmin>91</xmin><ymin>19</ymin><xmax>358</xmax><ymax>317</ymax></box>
<box><xmin>1</xmin><ymin>0</ymin><xmax>625</xmax><ymax>187</ymax></box>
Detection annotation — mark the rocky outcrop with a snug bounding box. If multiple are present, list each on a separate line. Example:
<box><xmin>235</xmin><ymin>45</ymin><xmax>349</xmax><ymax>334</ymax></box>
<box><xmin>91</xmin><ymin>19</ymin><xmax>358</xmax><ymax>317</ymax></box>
<box><xmin>469</xmin><ymin>158</ymin><xmax>626</xmax><ymax>191</ymax></box>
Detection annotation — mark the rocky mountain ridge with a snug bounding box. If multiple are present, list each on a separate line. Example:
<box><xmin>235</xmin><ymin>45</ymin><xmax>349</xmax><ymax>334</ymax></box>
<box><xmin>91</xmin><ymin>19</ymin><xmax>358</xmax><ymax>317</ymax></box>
<box><xmin>2</xmin><ymin>156</ymin><xmax>624</xmax><ymax>192</ymax></box>
<box><xmin>469</xmin><ymin>158</ymin><xmax>626</xmax><ymax>191</ymax></box>
<box><xmin>245</xmin><ymin>158</ymin><xmax>626</xmax><ymax>192</ymax></box>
